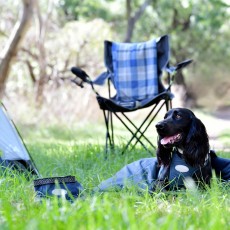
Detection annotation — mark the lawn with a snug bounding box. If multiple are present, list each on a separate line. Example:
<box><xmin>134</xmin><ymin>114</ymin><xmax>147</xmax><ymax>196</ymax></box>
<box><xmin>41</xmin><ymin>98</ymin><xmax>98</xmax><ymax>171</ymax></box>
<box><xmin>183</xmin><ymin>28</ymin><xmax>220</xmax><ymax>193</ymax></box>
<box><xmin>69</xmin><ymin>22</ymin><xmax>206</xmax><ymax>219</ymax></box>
<box><xmin>0</xmin><ymin>122</ymin><xmax>230</xmax><ymax>230</ymax></box>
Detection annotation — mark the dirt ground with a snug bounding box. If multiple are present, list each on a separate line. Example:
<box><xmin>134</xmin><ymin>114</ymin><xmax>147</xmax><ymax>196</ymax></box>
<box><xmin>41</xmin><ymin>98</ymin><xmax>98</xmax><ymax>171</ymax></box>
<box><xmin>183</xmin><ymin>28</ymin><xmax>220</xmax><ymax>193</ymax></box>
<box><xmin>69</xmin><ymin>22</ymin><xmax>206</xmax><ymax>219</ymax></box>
<box><xmin>205</xmin><ymin>107</ymin><xmax>230</xmax><ymax>152</ymax></box>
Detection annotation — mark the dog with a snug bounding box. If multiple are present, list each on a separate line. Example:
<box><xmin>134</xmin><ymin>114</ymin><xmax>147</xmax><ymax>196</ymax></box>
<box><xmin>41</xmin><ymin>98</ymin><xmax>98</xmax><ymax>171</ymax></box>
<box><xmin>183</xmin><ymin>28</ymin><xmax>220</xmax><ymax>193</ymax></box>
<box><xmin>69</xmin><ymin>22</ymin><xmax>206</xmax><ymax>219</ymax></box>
<box><xmin>155</xmin><ymin>108</ymin><xmax>212</xmax><ymax>189</ymax></box>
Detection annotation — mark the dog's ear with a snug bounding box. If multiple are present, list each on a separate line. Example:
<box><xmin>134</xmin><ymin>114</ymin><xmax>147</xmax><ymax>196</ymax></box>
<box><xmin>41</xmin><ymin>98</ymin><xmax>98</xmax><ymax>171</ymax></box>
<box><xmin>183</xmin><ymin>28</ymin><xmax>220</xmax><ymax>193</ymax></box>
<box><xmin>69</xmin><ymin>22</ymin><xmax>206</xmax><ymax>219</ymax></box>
<box><xmin>156</xmin><ymin>137</ymin><xmax>172</xmax><ymax>166</ymax></box>
<box><xmin>184</xmin><ymin>117</ymin><xmax>209</xmax><ymax>166</ymax></box>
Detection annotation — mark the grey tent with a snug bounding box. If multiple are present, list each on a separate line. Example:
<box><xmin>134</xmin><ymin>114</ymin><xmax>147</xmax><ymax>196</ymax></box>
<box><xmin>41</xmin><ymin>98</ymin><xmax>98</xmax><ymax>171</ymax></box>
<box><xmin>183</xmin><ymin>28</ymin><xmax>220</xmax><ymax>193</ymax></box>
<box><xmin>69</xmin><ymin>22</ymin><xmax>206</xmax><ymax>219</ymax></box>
<box><xmin>0</xmin><ymin>103</ymin><xmax>39</xmax><ymax>176</ymax></box>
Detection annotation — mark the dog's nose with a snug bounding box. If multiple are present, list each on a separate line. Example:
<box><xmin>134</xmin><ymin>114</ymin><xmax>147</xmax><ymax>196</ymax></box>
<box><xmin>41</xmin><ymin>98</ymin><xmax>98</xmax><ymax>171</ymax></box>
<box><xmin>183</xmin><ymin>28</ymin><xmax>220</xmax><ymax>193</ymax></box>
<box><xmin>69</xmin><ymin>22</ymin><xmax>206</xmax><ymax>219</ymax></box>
<box><xmin>155</xmin><ymin>122</ymin><xmax>164</xmax><ymax>130</ymax></box>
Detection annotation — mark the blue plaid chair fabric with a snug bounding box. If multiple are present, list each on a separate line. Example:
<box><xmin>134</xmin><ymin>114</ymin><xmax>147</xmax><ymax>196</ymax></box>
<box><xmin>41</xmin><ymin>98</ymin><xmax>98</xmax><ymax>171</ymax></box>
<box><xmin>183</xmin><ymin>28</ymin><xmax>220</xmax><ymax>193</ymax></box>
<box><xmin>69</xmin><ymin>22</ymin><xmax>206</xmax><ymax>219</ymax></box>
<box><xmin>111</xmin><ymin>39</ymin><xmax>158</xmax><ymax>102</ymax></box>
<box><xmin>92</xmin><ymin>36</ymin><xmax>171</xmax><ymax>110</ymax></box>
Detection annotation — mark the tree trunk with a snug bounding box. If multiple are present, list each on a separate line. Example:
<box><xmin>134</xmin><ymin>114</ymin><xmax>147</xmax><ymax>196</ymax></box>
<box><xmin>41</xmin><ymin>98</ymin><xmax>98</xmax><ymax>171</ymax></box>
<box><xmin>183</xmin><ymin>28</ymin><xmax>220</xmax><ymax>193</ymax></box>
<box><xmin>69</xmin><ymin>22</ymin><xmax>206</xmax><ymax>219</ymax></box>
<box><xmin>0</xmin><ymin>0</ymin><xmax>35</xmax><ymax>99</ymax></box>
<box><xmin>170</xmin><ymin>8</ymin><xmax>196</xmax><ymax>107</ymax></box>
<box><xmin>35</xmin><ymin>0</ymin><xmax>53</xmax><ymax>105</ymax></box>
<box><xmin>174</xmin><ymin>71</ymin><xmax>198</xmax><ymax>108</ymax></box>
<box><xmin>124</xmin><ymin>0</ymin><xmax>150</xmax><ymax>42</ymax></box>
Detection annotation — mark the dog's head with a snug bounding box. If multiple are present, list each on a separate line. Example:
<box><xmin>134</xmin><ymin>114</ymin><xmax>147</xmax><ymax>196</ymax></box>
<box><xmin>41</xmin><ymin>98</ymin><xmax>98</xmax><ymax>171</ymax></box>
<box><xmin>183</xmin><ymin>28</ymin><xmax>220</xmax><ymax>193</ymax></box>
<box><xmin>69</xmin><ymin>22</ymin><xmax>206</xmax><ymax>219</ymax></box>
<box><xmin>155</xmin><ymin>108</ymin><xmax>209</xmax><ymax>166</ymax></box>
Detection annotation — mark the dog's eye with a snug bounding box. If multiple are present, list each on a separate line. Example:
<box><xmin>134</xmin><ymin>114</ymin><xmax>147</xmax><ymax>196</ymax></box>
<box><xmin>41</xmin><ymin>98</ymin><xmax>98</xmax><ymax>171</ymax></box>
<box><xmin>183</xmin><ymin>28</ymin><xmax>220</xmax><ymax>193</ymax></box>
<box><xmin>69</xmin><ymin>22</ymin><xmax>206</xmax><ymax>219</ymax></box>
<box><xmin>175</xmin><ymin>114</ymin><xmax>182</xmax><ymax>119</ymax></box>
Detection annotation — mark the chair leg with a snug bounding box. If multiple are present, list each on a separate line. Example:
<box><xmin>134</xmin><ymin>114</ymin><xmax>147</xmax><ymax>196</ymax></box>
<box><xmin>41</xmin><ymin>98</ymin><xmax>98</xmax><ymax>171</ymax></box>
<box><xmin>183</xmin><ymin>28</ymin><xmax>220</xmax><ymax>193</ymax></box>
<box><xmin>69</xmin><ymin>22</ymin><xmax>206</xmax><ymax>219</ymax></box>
<box><xmin>103</xmin><ymin>110</ymin><xmax>114</xmax><ymax>157</ymax></box>
<box><xmin>128</xmin><ymin>101</ymin><xmax>166</xmax><ymax>151</ymax></box>
<box><xmin>166</xmin><ymin>98</ymin><xmax>172</xmax><ymax>111</ymax></box>
<box><xmin>112</xmin><ymin>112</ymin><xmax>150</xmax><ymax>153</ymax></box>
<box><xmin>122</xmin><ymin>111</ymin><xmax>156</xmax><ymax>150</ymax></box>
<box><xmin>103</xmin><ymin>99</ymin><xmax>172</xmax><ymax>155</ymax></box>
<box><xmin>109</xmin><ymin>111</ymin><xmax>115</xmax><ymax>148</ymax></box>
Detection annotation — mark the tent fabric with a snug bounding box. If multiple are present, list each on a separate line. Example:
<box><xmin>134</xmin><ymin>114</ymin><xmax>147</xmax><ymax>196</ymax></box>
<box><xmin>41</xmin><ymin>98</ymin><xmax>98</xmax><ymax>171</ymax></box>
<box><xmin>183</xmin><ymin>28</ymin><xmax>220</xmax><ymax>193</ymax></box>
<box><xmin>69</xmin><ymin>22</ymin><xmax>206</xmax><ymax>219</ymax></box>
<box><xmin>0</xmin><ymin>103</ymin><xmax>39</xmax><ymax>176</ymax></box>
<box><xmin>0</xmin><ymin>105</ymin><xmax>30</xmax><ymax>161</ymax></box>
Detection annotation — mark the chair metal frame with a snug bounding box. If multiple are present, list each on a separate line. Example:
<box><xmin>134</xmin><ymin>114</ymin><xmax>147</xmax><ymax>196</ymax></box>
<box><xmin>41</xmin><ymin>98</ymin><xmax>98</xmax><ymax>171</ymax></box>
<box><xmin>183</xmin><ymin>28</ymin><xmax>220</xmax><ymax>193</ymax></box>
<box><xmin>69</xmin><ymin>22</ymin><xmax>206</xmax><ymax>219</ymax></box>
<box><xmin>101</xmin><ymin>77</ymin><xmax>172</xmax><ymax>155</ymax></box>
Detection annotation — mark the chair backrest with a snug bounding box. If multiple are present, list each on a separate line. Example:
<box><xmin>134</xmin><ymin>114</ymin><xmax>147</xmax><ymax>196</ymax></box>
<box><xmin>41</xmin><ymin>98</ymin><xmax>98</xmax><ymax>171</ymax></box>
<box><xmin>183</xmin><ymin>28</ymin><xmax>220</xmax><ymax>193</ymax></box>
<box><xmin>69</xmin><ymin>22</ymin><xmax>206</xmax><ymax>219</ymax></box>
<box><xmin>104</xmin><ymin>35</ymin><xmax>170</xmax><ymax>103</ymax></box>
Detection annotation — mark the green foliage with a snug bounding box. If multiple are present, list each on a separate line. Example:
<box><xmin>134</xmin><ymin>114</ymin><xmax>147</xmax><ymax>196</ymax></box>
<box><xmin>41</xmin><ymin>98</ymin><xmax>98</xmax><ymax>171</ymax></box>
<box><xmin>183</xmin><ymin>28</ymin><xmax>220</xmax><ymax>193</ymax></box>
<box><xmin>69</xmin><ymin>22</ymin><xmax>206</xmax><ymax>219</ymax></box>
<box><xmin>2</xmin><ymin>0</ymin><xmax>230</xmax><ymax>114</ymax></box>
<box><xmin>58</xmin><ymin>0</ymin><xmax>117</xmax><ymax>21</ymax></box>
<box><xmin>219</xmin><ymin>130</ymin><xmax>230</xmax><ymax>150</ymax></box>
<box><xmin>56</xmin><ymin>0</ymin><xmax>230</xmax><ymax>108</ymax></box>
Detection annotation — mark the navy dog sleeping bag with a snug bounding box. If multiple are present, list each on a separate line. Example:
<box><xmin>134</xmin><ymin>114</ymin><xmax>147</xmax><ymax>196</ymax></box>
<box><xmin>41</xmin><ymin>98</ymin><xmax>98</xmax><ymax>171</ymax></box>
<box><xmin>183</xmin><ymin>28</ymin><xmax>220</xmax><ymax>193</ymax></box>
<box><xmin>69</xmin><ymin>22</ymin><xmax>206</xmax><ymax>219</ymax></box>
<box><xmin>95</xmin><ymin>151</ymin><xmax>230</xmax><ymax>193</ymax></box>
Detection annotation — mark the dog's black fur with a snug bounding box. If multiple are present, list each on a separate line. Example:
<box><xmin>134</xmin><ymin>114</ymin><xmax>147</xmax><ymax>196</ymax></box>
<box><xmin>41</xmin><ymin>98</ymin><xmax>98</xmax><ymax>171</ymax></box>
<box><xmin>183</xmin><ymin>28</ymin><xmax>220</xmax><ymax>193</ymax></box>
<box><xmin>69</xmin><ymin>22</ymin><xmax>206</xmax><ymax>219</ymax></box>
<box><xmin>155</xmin><ymin>108</ymin><xmax>212</xmax><ymax>186</ymax></box>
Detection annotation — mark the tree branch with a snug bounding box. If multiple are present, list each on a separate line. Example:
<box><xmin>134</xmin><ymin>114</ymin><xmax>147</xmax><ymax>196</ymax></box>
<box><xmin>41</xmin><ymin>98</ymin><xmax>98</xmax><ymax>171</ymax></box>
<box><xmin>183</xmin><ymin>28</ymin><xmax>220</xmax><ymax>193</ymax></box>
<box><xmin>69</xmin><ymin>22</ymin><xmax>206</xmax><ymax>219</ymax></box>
<box><xmin>0</xmin><ymin>0</ymin><xmax>35</xmax><ymax>98</ymax></box>
<box><xmin>25</xmin><ymin>60</ymin><xmax>36</xmax><ymax>84</ymax></box>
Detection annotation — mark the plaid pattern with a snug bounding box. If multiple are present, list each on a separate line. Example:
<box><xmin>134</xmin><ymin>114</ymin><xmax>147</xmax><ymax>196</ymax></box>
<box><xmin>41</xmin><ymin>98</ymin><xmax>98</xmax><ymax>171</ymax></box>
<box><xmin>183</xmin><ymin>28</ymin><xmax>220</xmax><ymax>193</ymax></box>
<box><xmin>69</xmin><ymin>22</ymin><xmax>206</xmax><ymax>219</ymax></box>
<box><xmin>111</xmin><ymin>39</ymin><xmax>158</xmax><ymax>102</ymax></box>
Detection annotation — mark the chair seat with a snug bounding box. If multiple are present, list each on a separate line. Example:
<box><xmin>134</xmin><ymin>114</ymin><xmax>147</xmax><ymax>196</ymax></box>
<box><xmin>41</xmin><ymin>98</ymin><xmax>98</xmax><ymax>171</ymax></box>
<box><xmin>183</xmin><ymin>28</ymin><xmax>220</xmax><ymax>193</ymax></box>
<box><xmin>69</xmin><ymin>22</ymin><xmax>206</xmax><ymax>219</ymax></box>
<box><xmin>96</xmin><ymin>91</ymin><xmax>174</xmax><ymax>113</ymax></box>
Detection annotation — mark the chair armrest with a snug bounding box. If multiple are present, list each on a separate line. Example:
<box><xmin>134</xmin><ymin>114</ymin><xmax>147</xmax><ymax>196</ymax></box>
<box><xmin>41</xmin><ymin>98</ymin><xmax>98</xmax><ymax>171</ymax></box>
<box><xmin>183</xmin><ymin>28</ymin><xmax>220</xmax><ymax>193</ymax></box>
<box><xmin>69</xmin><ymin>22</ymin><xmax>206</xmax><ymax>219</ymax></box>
<box><xmin>93</xmin><ymin>71</ymin><xmax>111</xmax><ymax>86</ymax></box>
<box><xmin>71</xmin><ymin>67</ymin><xmax>91</xmax><ymax>83</ymax></box>
<box><xmin>174</xmin><ymin>59</ymin><xmax>193</xmax><ymax>71</ymax></box>
<box><xmin>165</xmin><ymin>59</ymin><xmax>193</xmax><ymax>74</ymax></box>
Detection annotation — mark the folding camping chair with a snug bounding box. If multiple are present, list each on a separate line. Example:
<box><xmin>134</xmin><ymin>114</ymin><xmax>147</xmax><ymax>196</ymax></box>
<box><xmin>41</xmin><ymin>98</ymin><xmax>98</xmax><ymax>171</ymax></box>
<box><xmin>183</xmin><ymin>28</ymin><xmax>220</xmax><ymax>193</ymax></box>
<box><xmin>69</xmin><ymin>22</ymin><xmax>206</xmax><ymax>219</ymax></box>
<box><xmin>71</xmin><ymin>35</ymin><xmax>192</xmax><ymax>155</ymax></box>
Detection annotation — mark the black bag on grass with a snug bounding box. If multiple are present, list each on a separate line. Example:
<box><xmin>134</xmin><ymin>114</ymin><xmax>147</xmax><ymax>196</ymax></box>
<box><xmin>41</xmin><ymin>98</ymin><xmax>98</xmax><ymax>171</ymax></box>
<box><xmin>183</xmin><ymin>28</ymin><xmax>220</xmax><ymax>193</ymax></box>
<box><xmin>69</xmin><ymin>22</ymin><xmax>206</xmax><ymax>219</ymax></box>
<box><xmin>34</xmin><ymin>175</ymin><xmax>83</xmax><ymax>201</ymax></box>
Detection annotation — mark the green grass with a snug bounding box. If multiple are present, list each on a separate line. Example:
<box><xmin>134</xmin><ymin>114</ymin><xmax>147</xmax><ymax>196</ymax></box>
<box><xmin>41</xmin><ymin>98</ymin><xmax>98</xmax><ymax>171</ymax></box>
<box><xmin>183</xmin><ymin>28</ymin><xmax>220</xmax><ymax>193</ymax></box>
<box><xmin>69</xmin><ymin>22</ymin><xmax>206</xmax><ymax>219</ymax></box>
<box><xmin>0</xmin><ymin>124</ymin><xmax>230</xmax><ymax>230</ymax></box>
<box><xmin>219</xmin><ymin>129</ymin><xmax>230</xmax><ymax>149</ymax></box>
